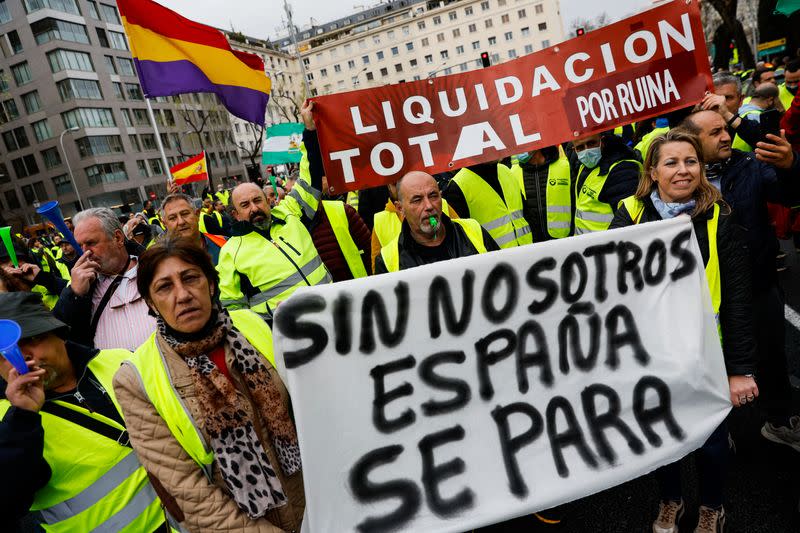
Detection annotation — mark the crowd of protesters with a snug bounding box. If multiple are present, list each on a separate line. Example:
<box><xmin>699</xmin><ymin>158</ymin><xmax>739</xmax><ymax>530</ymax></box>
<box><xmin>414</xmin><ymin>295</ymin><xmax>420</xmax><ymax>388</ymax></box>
<box><xmin>0</xmin><ymin>53</ymin><xmax>799</xmax><ymax>533</ymax></box>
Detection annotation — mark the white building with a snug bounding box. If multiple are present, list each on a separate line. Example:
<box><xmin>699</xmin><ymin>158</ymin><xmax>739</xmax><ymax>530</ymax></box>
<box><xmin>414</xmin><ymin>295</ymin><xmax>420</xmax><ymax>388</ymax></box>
<box><xmin>276</xmin><ymin>0</ymin><xmax>565</xmax><ymax>96</ymax></box>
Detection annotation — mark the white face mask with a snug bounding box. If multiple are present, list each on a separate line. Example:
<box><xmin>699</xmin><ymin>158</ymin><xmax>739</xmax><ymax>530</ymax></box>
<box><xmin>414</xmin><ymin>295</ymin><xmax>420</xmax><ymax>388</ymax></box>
<box><xmin>577</xmin><ymin>147</ymin><xmax>602</xmax><ymax>169</ymax></box>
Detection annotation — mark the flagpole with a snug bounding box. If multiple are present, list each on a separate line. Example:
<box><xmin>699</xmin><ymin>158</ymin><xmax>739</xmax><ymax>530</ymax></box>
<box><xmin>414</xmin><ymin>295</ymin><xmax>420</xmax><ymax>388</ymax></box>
<box><xmin>284</xmin><ymin>0</ymin><xmax>311</xmax><ymax>97</ymax></box>
<box><xmin>145</xmin><ymin>97</ymin><xmax>174</xmax><ymax>184</ymax></box>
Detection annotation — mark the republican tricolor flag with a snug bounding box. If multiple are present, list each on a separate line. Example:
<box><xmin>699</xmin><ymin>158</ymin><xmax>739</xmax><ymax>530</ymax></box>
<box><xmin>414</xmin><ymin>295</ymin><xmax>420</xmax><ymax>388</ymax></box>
<box><xmin>170</xmin><ymin>152</ymin><xmax>208</xmax><ymax>185</ymax></box>
<box><xmin>118</xmin><ymin>0</ymin><xmax>270</xmax><ymax>125</ymax></box>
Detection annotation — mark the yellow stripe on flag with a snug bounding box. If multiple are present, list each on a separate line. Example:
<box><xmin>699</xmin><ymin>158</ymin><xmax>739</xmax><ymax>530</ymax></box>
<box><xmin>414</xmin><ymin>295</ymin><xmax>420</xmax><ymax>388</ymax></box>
<box><xmin>172</xmin><ymin>157</ymin><xmax>208</xmax><ymax>181</ymax></box>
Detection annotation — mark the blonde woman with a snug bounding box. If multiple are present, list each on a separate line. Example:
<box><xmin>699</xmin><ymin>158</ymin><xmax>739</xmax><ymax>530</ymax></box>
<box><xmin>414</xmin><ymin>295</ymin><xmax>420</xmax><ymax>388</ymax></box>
<box><xmin>611</xmin><ymin>129</ymin><xmax>758</xmax><ymax>533</ymax></box>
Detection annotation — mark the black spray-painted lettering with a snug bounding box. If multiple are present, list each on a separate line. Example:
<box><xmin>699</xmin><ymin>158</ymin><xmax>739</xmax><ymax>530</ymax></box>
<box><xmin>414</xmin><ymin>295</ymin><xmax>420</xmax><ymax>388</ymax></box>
<box><xmin>349</xmin><ymin>445</ymin><xmax>422</xmax><ymax>533</ymax></box>
<box><xmin>475</xmin><ymin>329</ymin><xmax>517</xmax><ymax>401</ymax></box>
<box><xmin>481</xmin><ymin>263</ymin><xmax>519</xmax><ymax>324</ymax></box>
<box><xmin>643</xmin><ymin>238</ymin><xmax>667</xmax><ymax>286</ymax></box>
<box><xmin>634</xmin><ymin>375</ymin><xmax>686</xmax><ymax>446</ymax></box>
<box><xmin>526</xmin><ymin>257</ymin><xmax>559</xmax><ymax>314</ymax></box>
<box><xmin>333</xmin><ymin>293</ymin><xmax>353</xmax><ymax>355</ymax></box>
<box><xmin>491</xmin><ymin>402</ymin><xmax>544</xmax><ymax>498</ymax></box>
<box><xmin>546</xmin><ymin>396</ymin><xmax>599</xmax><ymax>478</ymax></box>
<box><xmin>616</xmin><ymin>241</ymin><xmax>644</xmax><ymax>294</ymax></box>
<box><xmin>361</xmin><ymin>282</ymin><xmax>410</xmax><ymax>353</ymax></box>
<box><xmin>418</xmin><ymin>351</ymin><xmax>471</xmax><ymax>417</ymax></box>
<box><xmin>371</xmin><ymin>355</ymin><xmax>417</xmax><ymax>434</ymax></box>
<box><xmin>581</xmin><ymin>383</ymin><xmax>645</xmax><ymax>464</ymax></box>
<box><xmin>516</xmin><ymin>320</ymin><xmax>554</xmax><ymax>392</ymax></box>
<box><xmin>418</xmin><ymin>425</ymin><xmax>475</xmax><ymax>517</ymax></box>
<box><xmin>560</xmin><ymin>252</ymin><xmax>588</xmax><ymax>304</ymax></box>
<box><xmin>582</xmin><ymin>241</ymin><xmax>616</xmax><ymax>302</ymax></box>
<box><xmin>669</xmin><ymin>228</ymin><xmax>696</xmax><ymax>281</ymax></box>
<box><xmin>558</xmin><ymin>302</ymin><xmax>601</xmax><ymax>374</ymax></box>
<box><xmin>605</xmin><ymin>305</ymin><xmax>651</xmax><ymax>370</ymax></box>
<box><xmin>428</xmin><ymin>271</ymin><xmax>474</xmax><ymax>339</ymax></box>
<box><xmin>274</xmin><ymin>294</ymin><xmax>328</xmax><ymax>369</ymax></box>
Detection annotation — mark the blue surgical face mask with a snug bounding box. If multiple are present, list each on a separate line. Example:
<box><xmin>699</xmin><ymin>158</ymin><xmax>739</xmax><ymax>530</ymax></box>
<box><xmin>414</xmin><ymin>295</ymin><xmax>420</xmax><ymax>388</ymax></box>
<box><xmin>577</xmin><ymin>147</ymin><xmax>602</xmax><ymax>169</ymax></box>
<box><xmin>515</xmin><ymin>152</ymin><xmax>532</xmax><ymax>164</ymax></box>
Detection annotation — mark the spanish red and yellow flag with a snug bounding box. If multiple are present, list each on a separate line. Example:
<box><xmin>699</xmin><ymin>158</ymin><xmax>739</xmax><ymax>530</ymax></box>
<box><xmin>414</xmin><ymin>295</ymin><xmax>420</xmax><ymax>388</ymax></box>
<box><xmin>118</xmin><ymin>0</ymin><xmax>270</xmax><ymax>125</ymax></box>
<box><xmin>170</xmin><ymin>152</ymin><xmax>208</xmax><ymax>185</ymax></box>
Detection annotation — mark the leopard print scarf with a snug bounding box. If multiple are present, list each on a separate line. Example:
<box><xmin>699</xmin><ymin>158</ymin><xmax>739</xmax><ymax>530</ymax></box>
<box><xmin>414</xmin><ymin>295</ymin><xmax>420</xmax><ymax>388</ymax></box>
<box><xmin>157</xmin><ymin>308</ymin><xmax>301</xmax><ymax>518</ymax></box>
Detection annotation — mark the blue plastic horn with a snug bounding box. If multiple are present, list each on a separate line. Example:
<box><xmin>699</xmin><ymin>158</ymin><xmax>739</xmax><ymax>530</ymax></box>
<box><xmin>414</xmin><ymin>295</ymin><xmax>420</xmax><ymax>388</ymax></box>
<box><xmin>35</xmin><ymin>201</ymin><xmax>82</xmax><ymax>257</ymax></box>
<box><xmin>0</xmin><ymin>319</ymin><xmax>27</xmax><ymax>375</ymax></box>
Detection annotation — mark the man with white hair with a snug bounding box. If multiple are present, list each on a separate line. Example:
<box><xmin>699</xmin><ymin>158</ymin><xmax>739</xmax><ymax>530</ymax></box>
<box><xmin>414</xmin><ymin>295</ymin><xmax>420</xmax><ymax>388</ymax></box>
<box><xmin>53</xmin><ymin>207</ymin><xmax>156</xmax><ymax>350</ymax></box>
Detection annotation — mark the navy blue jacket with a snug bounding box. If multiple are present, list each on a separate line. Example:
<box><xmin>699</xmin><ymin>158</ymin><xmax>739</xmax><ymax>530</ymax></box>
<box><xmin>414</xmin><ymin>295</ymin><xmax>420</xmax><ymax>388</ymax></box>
<box><xmin>718</xmin><ymin>149</ymin><xmax>800</xmax><ymax>289</ymax></box>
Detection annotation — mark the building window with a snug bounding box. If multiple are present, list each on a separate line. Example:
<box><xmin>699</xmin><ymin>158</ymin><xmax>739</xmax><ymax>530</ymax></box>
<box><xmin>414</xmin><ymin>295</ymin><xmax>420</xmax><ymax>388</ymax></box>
<box><xmin>117</xmin><ymin>57</ymin><xmax>135</xmax><ymax>76</ymax></box>
<box><xmin>425</xmin><ymin>54</ymin><xmax>433</xmax><ymax>64</ymax></box>
<box><xmin>491</xmin><ymin>53</ymin><xmax>500</xmax><ymax>63</ymax></box>
<box><xmin>501</xmin><ymin>14</ymin><xmax>509</xmax><ymax>23</ymax></box>
<box><xmin>468</xmin><ymin>23</ymin><xmax>477</xmax><ymax>33</ymax></box>
<box><xmin>140</xmin><ymin>133</ymin><xmax>158</xmax><ymax>150</ymax></box>
<box><xmin>380</xmin><ymin>67</ymin><xmax>388</xmax><ymax>77</ymax></box>
<box><xmin>11</xmin><ymin>154</ymin><xmax>39</xmax><ymax>179</ymax></box>
<box><xmin>362</xmin><ymin>55</ymin><xmax>370</xmax><ymax>65</ymax></box>
<box><xmin>535</xmin><ymin>4</ymin><xmax>544</xmax><ymax>14</ymax></box>
<box><xmin>481</xmin><ymin>1</ymin><xmax>490</xmax><ymax>11</ymax></box>
<box><xmin>402</xmin><ymin>25</ymin><xmax>410</xmax><ymax>35</ymax></box>
<box><xmin>433</xmin><ymin>16</ymin><xmax>441</xmax><ymax>25</ymax></box>
<box><xmin>42</xmin><ymin>147</ymin><xmax>62</xmax><ymax>169</ymax></box>
<box><xmin>365</xmin><ymin>72</ymin><xmax>374</xmax><ymax>81</ymax></box>
<box><xmin>437</xmin><ymin>33</ymin><xmax>444</xmax><ymax>43</ymax></box>
<box><xmin>508</xmin><ymin>49</ymin><xmax>517</xmax><ymax>59</ymax></box>
<box><xmin>1</xmin><ymin>98</ymin><xmax>19</xmax><ymax>122</ymax></box>
<box><xmin>538</xmin><ymin>22</ymin><xmax>547</xmax><ymax>31</ymax></box>
<box><xmin>3</xmin><ymin>126</ymin><xmax>29</xmax><ymax>151</ymax></box>
<box><xmin>112</xmin><ymin>81</ymin><xmax>124</xmax><ymax>99</ymax></box>
<box><xmin>148</xmin><ymin>158</ymin><xmax>163</xmax><ymax>176</ymax></box>
<box><xmin>61</xmin><ymin>107</ymin><xmax>116</xmax><ymax>128</ymax></box>
<box><xmin>376</xmin><ymin>51</ymin><xmax>384</xmax><ymax>60</ymax></box>
<box><xmin>86</xmin><ymin>0</ymin><xmax>99</xmax><ymax>19</ymax></box>
<box><xmin>52</xmin><ymin>174</ymin><xmax>73</xmax><ymax>195</ymax></box>
<box><xmin>347</xmin><ymin>59</ymin><xmax>355</xmax><ymax>69</ymax></box>
<box><xmin>485</xmin><ymin>19</ymin><xmax>493</xmax><ymax>29</ymax></box>
<box><xmin>132</xmin><ymin>108</ymin><xmax>148</xmax><ymax>125</ymax></box>
<box><xmin>6</xmin><ymin>30</ymin><xmax>22</xmax><ymax>54</ymax></box>
<box><xmin>465</xmin><ymin>6</ymin><xmax>473</xmax><ymax>15</ymax></box>
<box><xmin>32</xmin><ymin>119</ymin><xmax>53</xmax><ymax>142</ymax></box>
<box><xmin>421</xmin><ymin>37</ymin><xmax>429</xmax><ymax>47</ymax></box>
<box><xmin>417</xmin><ymin>21</ymin><xmax>425</xmax><ymax>30</ymax></box>
<box><xmin>440</xmin><ymin>50</ymin><xmax>449</xmax><ymax>60</ymax></box>
<box><xmin>32</xmin><ymin>18</ymin><xmax>90</xmax><ymax>45</ymax></box>
<box><xmin>128</xmin><ymin>134</ymin><xmax>140</xmax><ymax>151</ymax></box>
<box><xmin>4</xmin><ymin>190</ymin><xmax>20</xmax><ymax>210</ymax></box>
<box><xmin>0</xmin><ymin>1</ymin><xmax>11</xmax><ymax>24</ymax></box>
<box><xmin>448</xmin><ymin>11</ymin><xmax>457</xmax><ymax>21</ymax></box>
<box><xmin>358</xmin><ymin>39</ymin><xmax>366</xmax><ymax>49</ymax></box>
<box><xmin>387</xmin><ymin>30</ymin><xmax>395</xmax><ymax>40</ymax></box>
<box><xmin>330</xmin><ymin>48</ymin><xmax>338</xmax><ymax>57</ymax></box>
<box><xmin>521</xmin><ymin>27</ymin><xmax>530</xmax><ymax>37</ymax></box>
<box><xmin>460</xmin><ymin>62</ymin><xmax>469</xmax><ymax>72</ymax></box>
<box><xmin>47</xmin><ymin>49</ymin><xmax>94</xmax><ymax>72</ymax></box>
<box><xmin>104</xmin><ymin>55</ymin><xmax>116</xmax><ymax>74</ymax></box>
<box><xmin>391</xmin><ymin>46</ymin><xmax>398</xmax><ymax>56</ymax></box>
<box><xmin>395</xmin><ymin>63</ymin><xmax>403</xmax><ymax>73</ymax></box>
<box><xmin>11</xmin><ymin>62</ymin><xmax>32</xmax><ymax>86</ymax></box>
<box><xmin>373</xmin><ymin>35</ymin><xmax>380</xmax><ymax>45</ymax></box>
<box><xmin>334</xmin><ymin>64</ymin><xmax>341</xmax><ymax>73</ymax></box>
<box><xmin>98</xmin><ymin>3</ymin><xmax>120</xmax><ymax>24</ymax></box>
<box><xmin>505</xmin><ymin>31</ymin><xmax>513</xmax><ymax>41</ymax></box>
<box><xmin>456</xmin><ymin>45</ymin><xmax>464</xmax><ymax>55</ymax></box>
<box><xmin>410</xmin><ymin>58</ymin><xmax>417</xmax><ymax>68</ymax></box>
<box><xmin>488</xmin><ymin>36</ymin><xmax>496</xmax><ymax>45</ymax></box>
<box><xmin>109</xmin><ymin>31</ymin><xmax>128</xmax><ymax>50</ymax></box>
<box><xmin>320</xmin><ymin>68</ymin><xmax>328</xmax><ymax>77</ymax></box>
<box><xmin>453</xmin><ymin>28</ymin><xmax>461</xmax><ymax>38</ymax></box>
<box><xmin>524</xmin><ymin>44</ymin><xmax>533</xmax><ymax>54</ymax></box>
<box><xmin>518</xmin><ymin>9</ymin><xmax>527</xmax><ymax>19</ymax></box>
<box><xmin>23</xmin><ymin>0</ymin><xmax>81</xmax><ymax>16</ymax></box>
<box><xmin>75</xmin><ymin>135</ymin><xmax>124</xmax><ymax>158</ymax></box>
<box><xmin>136</xmin><ymin>160</ymin><xmax>148</xmax><ymax>177</ymax></box>
<box><xmin>406</xmin><ymin>42</ymin><xmax>413</xmax><ymax>51</ymax></box>
<box><xmin>85</xmin><ymin>162</ymin><xmax>128</xmax><ymax>186</ymax></box>
<box><xmin>541</xmin><ymin>39</ymin><xmax>550</xmax><ymax>48</ymax></box>
<box><xmin>57</xmin><ymin>78</ymin><xmax>103</xmax><ymax>101</ymax></box>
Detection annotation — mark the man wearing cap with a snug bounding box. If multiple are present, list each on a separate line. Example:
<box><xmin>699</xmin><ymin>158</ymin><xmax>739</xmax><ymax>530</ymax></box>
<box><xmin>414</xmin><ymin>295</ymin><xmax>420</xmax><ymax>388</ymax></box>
<box><xmin>0</xmin><ymin>292</ymin><xmax>166</xmax><ymax>531</ymax></box>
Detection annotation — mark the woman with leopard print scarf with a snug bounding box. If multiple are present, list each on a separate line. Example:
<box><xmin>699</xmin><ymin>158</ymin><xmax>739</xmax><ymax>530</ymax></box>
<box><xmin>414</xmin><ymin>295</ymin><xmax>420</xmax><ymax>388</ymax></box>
<box><xmin>114</xmin><ymin>236</ymin><xmax>305</xmax><ymax>532</ymax></box>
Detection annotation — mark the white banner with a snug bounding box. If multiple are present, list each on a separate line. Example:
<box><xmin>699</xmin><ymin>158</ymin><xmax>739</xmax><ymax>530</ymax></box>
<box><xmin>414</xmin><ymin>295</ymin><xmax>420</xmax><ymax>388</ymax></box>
<box><xmin>273</xmin><ymin>216</ymin><xmax>731</xmax><ymax>533</ymax></box>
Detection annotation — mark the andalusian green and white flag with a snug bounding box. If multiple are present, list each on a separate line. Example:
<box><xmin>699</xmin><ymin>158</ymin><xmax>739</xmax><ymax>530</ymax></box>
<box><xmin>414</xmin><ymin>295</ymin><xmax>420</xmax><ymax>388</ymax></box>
<box><xmin>262</xmin><ymin>122</ymin><xmax>304</xmax><ymax>164</ymax></box>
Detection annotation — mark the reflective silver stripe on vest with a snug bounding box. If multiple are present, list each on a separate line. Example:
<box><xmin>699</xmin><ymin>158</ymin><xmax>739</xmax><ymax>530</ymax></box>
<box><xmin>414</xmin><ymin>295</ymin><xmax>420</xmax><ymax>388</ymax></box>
<box><xmin>249</xmin><ymin>255</ymin><xmax>330</xmax><ymax>307</ymax></box>
<box><xmin>39</xmin><ymin>452</ymin><xmax>142</xmax><ymax>524</ymax></box>
<box><xmin>548</xmin><ymin>206</ymin><xmax>571</xmax><ymax>214</ymax></box>
<box><xmin>495</xmin><ymin>231</ymin><xmax>519</xmax><ymax>246</ymax></box>
<box><xmin>289</xmin><ymin>189</ymin><xmax>316</xmax><ymax>219</ymax></box>
<box><xmin>220</xmin><ymin>297</ymin><xmax>248</xmax><ymax>308</ymax></box>
<box><xmin>510</xmin><ymin>210</ymin><xmax>526</xmax><ymax>221</ymax></box>
<box><xmin>575</xmin><ymin>210</ymin><xmax>614</xmax><ymax>223</ymax></box>
<box><xmin>483</xmin><ymin>214</ymin><xmax>512</xmax><ymax>231</ymax></box>
<box><xmin>515</xmin><ymin>224</ymin><xmax>532</xmax><ymax>237</ymax></box>
<box><xmin>575</xmin><ymin>226</ymin><xmax>595</xmax><ymax>235</ymax></box>
<box><xmin>89</xmin><ymin>481</ymin><xmax>158</xmax><ymax>533</ymax></box>
<box><xmin>547</xmin><ymin>221</ymin><xmax>571</xmax><ymax>229</ymax></box>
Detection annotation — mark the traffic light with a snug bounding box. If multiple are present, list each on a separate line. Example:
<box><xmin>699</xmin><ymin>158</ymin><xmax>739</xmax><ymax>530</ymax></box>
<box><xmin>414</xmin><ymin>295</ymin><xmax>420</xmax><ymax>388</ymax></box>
<box><xmin>480</xmin><ymin>51</ymin><xmax>490</xmax><ymax>68</ymax></box>
<box><xmin>576</xmin><ymin>27</ymin><xmax>585</xmax><ymax>37</ymax></box>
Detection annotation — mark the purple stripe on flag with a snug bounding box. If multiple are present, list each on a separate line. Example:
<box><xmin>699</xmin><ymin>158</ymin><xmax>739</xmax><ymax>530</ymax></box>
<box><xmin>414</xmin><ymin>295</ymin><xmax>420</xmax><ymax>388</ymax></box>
<box><xmin>134</xmin><ymin>59</ymin><xmax>268</xmax><ymax>125</ymax></box>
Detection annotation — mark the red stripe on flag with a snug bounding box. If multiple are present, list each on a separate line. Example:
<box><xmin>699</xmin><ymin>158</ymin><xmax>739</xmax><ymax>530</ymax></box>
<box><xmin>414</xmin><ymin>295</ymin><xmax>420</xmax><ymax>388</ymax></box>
<box><xmin>170</xmin><ymin>152</ymin><xmax>205</xmax><ymax>173</ymax></box>
<box><xmin>174</xmin><ymin>172</ymin><xmax>208</xmax><ymax>185</ymax></box>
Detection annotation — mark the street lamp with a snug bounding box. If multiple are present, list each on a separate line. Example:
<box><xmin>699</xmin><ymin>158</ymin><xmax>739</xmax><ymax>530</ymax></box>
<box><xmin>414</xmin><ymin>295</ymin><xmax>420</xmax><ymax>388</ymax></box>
<box><xmin>58</xmin><ymin>126</ymin><xmax>84</xmax><ymax>211</ymax></box>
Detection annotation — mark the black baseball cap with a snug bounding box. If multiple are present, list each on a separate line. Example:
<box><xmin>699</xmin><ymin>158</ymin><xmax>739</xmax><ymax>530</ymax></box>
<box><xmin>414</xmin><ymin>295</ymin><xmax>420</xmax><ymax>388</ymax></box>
<box><xmin>0</xmin><ymin>292</ymin><xmax>68</xmax><ymax>339</ymax></box>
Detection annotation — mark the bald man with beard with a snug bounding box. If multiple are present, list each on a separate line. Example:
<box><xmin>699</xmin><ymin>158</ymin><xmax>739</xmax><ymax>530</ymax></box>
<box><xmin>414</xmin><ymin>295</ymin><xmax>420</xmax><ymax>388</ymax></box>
<box><xmin>216</xmin><ymin>182</ymin><xmax>332</xmax><ymax>320</ymax></box>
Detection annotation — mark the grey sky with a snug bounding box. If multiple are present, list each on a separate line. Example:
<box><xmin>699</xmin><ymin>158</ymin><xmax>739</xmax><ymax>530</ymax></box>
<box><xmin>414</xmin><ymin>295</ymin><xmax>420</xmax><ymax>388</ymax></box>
<box><xmin>157</xmin><ymin>0</ymin><xmax>655</xmax><ymax>42</ymax></box>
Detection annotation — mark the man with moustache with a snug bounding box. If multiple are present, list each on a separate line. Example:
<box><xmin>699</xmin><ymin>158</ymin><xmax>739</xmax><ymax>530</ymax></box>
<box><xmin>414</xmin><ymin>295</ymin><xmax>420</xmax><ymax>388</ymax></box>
<box><xmin>217</xmin><ymin>182</ymin><xmax>331</xmax><ymax>320</ymax></box>
<box><xmin>160</xmin><ymin>193</ymin><xmax>226</xmax><ymax>264</ymax></box>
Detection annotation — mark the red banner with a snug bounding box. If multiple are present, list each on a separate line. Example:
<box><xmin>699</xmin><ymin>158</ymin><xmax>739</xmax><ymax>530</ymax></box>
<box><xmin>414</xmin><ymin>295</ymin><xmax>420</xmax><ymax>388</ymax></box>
<box><xmin>313</xmin><ymin>0</ymin><xmax>712</xmax><ymax>194</ymax></box>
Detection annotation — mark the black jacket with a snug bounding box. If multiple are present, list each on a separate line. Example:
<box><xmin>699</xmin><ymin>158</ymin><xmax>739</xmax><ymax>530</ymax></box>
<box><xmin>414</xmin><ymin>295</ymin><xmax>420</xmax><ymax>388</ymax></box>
<box><xmin>519</xmin><ymin>146</ymin><xmax>563</xmax><ymax>242</ymax></box>
<box><xmin>0</xmin><ymin>342</ymin><xmax>123</xmax><ymax>527</ymax></box>
<box><xmin>610</xmin><ymin>198</ymin><xmax>756</xmax><ymax>375</ymax></box>
<box><xmin>374</xmin><ymin>216</ymin><xmax>500</xmax><ymax>274</ymax></box>
<box><xmin>714</xmin><ymin>149</ymin><xmax>800</xmax><ymax>290</ymax></box>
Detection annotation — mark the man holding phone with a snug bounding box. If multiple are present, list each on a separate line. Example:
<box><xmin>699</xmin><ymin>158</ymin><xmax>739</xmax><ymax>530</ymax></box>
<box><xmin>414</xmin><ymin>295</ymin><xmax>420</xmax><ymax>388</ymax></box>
<box><xmin>733</xmin><ymin>83</ymin><xmax>783</xmax><ymax>151</ymax></box>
